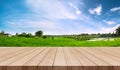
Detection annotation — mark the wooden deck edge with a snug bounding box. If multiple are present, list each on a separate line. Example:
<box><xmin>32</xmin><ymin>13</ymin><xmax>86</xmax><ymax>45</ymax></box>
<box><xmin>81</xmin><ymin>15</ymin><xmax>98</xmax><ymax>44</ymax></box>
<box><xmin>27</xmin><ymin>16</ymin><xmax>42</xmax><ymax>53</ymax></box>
<box><xmin>0</xmin><ymin>66</ymin><xmax>120</xmax><ymax>70</ymax></box>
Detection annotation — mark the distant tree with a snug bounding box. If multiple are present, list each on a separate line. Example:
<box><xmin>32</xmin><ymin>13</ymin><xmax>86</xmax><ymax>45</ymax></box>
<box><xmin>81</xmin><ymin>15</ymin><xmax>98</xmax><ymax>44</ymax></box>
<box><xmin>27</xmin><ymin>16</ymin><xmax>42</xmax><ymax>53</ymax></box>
<box><xmin>35</xmin><ymin>30</ymin><xmax>43</xmax><ymax>37</ymax></box>
<box><xmin>116</xmin><ymin>26</ymin><xmax>120</xmax><ymax>36</ymax></box>
<box><xmin>16</xmin><ymin>33</ymin><xmax>19</xmax><ymax>36</ymax></box>
<box><xmin>52</xmin><ymin>37</ymin><xmax>54</xmax><ymax>40</ymax></box>
<box><xmin>17</xmin><ymin>32</ymin><xmax>27</xmax><ymax>37</ymax></box>
<box><xmin>26</xmin><ymin>33</ymin><xmax>33</xmax><ymax>37</ymax></box>
<box><xmin>0</xmin><ymin>31</ymin><xmax>9</xmax><ymax>36</ymax></box>
<box><xmin>20</xmin><ymin>32</ymin><xmax>27</xmax><ymax>37</ymax></box>
<box><xmin>98</xmin><ymin>33</ymin><xmax>100</xmax><ymax>35</ymax></box>
<box><xmin>16</xmin><ymin>32</ymin><xmax>33</xmax><ymax>38</ymax></box>
<box><xmin>1</xmin><ymin>31</ymin><xmax>5</xmax><ymax>35</ymax></box>
<box><xmin>42</xmin><ymin>36</ymin><xmax>47</xmax><ymax>39</ymax></box>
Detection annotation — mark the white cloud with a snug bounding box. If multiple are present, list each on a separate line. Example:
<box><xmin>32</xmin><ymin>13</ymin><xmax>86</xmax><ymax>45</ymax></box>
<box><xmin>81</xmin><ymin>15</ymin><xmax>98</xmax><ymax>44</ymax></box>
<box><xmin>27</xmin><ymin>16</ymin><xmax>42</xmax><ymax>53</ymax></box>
<box><xmin>6</xmin><ymin>19</ymin><xmax>66</xmax><ymax>35</ymax></box>
<box><xmin>7</xmin><ymin>0</ymin><xmax>118</xmax><ymax>35</ymax></box>
<box><xmin>26</xmin><ymin>0</ymin><xmax>77</xmax><ymax>19</ymax></box>
<box><xmin>110</xmin><ymin>7</ymin><xmax>120</xmax><ymax>12</ymax></box>
<box><xmin>100</xmin><ymin>24</ymin><xmax>120</xmax><ymax>33</ymax></box>
<box><xmin>7</xmin><ymin>18</ymin><xmax>119</xmax><ymax>35</ymax></box>
<box><xmin>103</xmin><ymin>20</ymin><xmax>116</xmax><ymax>25</ymax></box>
<box><xmin>69</xmin><ymin>2</ymin><xmax>81</xmax><ymax>15</ymax></box>
<box><xmin>7</xmin><ymin>20</ymin><xmax>60</xmax><ymax>29</ymax></box>
<box><xmin>89</xmin><ymin>5</ymin><xmax>102</xmax><ymax>15</ymax></box>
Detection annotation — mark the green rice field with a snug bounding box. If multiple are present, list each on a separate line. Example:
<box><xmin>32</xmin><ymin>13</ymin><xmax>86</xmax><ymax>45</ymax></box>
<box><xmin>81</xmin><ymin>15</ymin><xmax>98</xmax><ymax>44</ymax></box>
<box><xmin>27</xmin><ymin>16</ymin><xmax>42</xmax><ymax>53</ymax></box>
<box><xmin>0</xmin><ymin>36</ymin><xmax>120</xmax><ymax>47</ymax></box>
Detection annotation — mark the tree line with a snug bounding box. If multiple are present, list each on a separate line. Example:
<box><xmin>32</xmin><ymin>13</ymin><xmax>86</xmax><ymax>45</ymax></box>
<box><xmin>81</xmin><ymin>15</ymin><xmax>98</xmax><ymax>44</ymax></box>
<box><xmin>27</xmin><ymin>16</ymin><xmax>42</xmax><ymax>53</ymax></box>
<box><xmin>0</xmin><ymin>30</ymin><xmax>44</xmax><ymax>38</ymax></box>
<box><xmin>1</xmin><ymin>26</ymin><xmax>120</xmax><ymax>39</ymax></box>
<box><xmin>15</xmin><ymin>30</ymin><xmax>44</xmax><ymax>38</ymax></box>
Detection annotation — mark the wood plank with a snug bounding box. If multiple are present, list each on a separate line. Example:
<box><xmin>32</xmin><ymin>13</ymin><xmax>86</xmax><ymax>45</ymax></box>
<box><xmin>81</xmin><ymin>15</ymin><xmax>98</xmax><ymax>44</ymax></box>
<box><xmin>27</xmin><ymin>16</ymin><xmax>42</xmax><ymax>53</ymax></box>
<box><xmin>53</xmin><ymin>47</ymin><xmax>67</xmax><ymax>70</ymax></box>
<box><xmin>24</xmin><ymin>48</ymin><xmax>51</xmax><ymax>66</ymax></box>
<box><xmin>70</xmin><ymin>48</ymin><xmax>96</xmax><ymax>66</ymax></box>
<box><xmin>9</xmin><ymin>48</ymin><xmax>45</xmax><ymax>66</ymax></box>
<box><xmin>63</xmin><ymin>47</ymin><xmax>82</xmax><ymax>70</ymax></box>
<box><xmin>93</xmin><ymin>48</ymin><xmax>120</xmax><ymax>65</ymax></box>
<box><xmin>77</xmin><ymin>48</ymin><xmax>114</xmax><ymax>70</ymax></box>
<box><xmin>63</xmin><ymin>47</ymin><xmax>81</xmax><ymax>66</ymax></box>
<box><xmin>38</xmin><ymin>48</ymin><xmax>57</xmax><ymax>70</ymax></box>
<box><xmin>83</xmin><ymin>48</ymin><xmax>120</xmax><ymax>66</ymax></box>
<box><xmin>39</xmin><ymin>48</ymin><xmax>57</xmax><ymax>66</ymax></box>
<box><xmin>0</xmin><ymin>48</ymin><xmax>28</xmax><ymax>64</ymax></box>
<box><xmin>0</xmin><ymin>47</ymin><xmax>120</xmax><ymax>70</ymax></box>
<box><xmin>96</xmin><ymin>48</ymin><xmax>120</xmax><ymax>58</ymax></box>
<box><xmin>53</xmin><ymin>47</ymin><xmax>67</xmax><ymax>66</ymax></box>
<box><xmin>0</xmin><ymin>48</ymin><xmax>25</xmax><ymax>57</ymax></box>
<box><xmin>0</xmin><ymin>48</ymin><xmax>38</xmax><ymax>65</ymax></box>
<box><xmin>76</xmin><ymin>48</ymin><xmax>111</xmax><ymax>66</ymax></box>
<box><xmin>71</xmin><ymin>48</ymin><xmax>98</xmax><ymax>70</ymax></box>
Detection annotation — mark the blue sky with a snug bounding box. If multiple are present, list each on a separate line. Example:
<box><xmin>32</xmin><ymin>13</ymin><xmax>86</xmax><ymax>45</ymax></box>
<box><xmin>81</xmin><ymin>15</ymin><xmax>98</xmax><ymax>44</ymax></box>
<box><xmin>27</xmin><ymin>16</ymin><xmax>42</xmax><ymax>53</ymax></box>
<box><xmin>0</xmin><ymin>0</ymin><xmax>120</xmax><ymax>35</ymax></box>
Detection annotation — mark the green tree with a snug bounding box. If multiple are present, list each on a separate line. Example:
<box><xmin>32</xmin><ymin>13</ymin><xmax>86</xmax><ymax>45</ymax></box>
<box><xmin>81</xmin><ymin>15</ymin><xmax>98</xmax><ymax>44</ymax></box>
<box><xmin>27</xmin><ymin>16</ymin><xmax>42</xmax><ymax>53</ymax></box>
<box><xmin>0</xmin><ymin>31</ymin><xmax>10</xmax><ymax>36</ymax></box>
<box><xmin>0</xmin><ymin>31</ymin><xmax>5</xmax><ymax>35</ymax></box>
<box><xmin>16</xmin><ymin>32</ymin><xmax>33</xmax><ymax>38</ymax></box>
<box><xmin>42</xmin><ymin>35</ymin><xmax>47</xmax><ymax>39</ymax></box>
<box><xmin>35</xmin><ymin>30</ymin><xmax>43</xmax><ymax>37</ymax></box>
<box><xmin>26</xmin><ymin>33</ymin><xmax>33</xmax><ymax>37</ymax></box>
<box><xmin>116</xmin><ymin>26</ymin><xmax>120</xmax><ymax>36</ymax></box>
<box><xmin>18</xmin><ymin>32</ymin><xmax>27</xmax><ymax>37</ymax></box>
<box><xmin>16</xmin><ymin>33</ymin><xmax>19</xmax><ymax>36</ymax></box>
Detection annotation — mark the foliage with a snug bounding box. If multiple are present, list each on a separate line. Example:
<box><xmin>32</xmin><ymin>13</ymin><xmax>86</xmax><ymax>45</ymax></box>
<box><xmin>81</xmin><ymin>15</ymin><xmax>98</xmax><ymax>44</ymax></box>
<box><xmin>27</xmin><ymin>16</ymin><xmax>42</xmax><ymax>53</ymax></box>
<box><xmin>42</xmin><ymin>36</ymin><xmax>47</xmax><ymax>39</ymax></box>
<box><xmin>16</xmin><ymin>32</ymin><xmax>33</xmax><ymax>38</ymax></box>
<box><xmin>116</xmin><ymin>26</ymin><xmax>120</xmax><ymax>36</ymax></box>
<box><xmin>35</xmin><ymin>30</ymin><xmax>43</xmax><ymax>37</ymax></box>
<box><xmin>0</xmin><ymin>31</ymin><xmax>9</xmax><ymax>36</ymax></box>
<box><xmin>1</xmin><ymin>31</ymin><xmax>4</xmax><ymax>35</ymax></box>
<box><xmin>63</xmin><ymin>34</ymin><xmax>99</xmax><ymax>41</ymax></box>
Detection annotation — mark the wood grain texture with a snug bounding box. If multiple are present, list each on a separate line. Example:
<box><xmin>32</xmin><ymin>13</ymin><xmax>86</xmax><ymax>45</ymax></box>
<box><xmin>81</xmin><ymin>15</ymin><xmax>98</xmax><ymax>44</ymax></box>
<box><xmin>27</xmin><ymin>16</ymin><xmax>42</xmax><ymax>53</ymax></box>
<box><xmin>0</xmin><ymin>47</ymin><xmax>120</xmax><ymax>70</ymax></box>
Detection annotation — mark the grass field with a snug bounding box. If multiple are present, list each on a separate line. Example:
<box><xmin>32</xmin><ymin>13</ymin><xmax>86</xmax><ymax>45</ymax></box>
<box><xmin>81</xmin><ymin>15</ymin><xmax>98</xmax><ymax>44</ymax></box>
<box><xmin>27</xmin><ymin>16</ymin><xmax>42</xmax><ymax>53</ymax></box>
<box><xmin>0</xmin><ymin>36</ymin><xmax>120</xmax><ymax>47</ymax></box>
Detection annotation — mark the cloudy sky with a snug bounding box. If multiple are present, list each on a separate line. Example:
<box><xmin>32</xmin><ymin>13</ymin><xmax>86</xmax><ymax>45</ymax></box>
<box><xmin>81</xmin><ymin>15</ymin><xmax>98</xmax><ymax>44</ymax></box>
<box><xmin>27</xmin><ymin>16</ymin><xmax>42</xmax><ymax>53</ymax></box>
<box><xmin>0</xmin><ymin>0</ymin><xmax>120</xmax><ymax>35</ymax></box>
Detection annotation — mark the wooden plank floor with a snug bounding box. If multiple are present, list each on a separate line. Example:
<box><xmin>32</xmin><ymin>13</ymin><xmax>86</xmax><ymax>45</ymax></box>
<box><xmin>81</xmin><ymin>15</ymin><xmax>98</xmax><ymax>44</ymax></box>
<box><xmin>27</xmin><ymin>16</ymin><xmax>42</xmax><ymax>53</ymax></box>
<box><xmin>0</xmin><ymin>47</ymin><xmax>120</xmax><ymax>70</ymax></box>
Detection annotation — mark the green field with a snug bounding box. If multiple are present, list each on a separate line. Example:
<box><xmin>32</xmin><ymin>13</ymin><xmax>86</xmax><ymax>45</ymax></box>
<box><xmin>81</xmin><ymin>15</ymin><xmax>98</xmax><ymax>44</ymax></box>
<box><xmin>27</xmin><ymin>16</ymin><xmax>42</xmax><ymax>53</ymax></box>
<box><xmin>0</xmin><ymin>36</ymin><xmax>120</xmax><ymax>47</ymax></box>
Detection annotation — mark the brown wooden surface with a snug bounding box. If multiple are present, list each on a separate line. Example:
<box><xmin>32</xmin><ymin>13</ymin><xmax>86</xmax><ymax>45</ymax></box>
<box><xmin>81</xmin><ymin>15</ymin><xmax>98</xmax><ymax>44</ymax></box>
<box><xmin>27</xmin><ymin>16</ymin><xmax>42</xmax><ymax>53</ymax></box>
<box><xmin>0</xmin><ymin>47</ymin><xmax>120</xmax><ymax>70</ymax></box>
